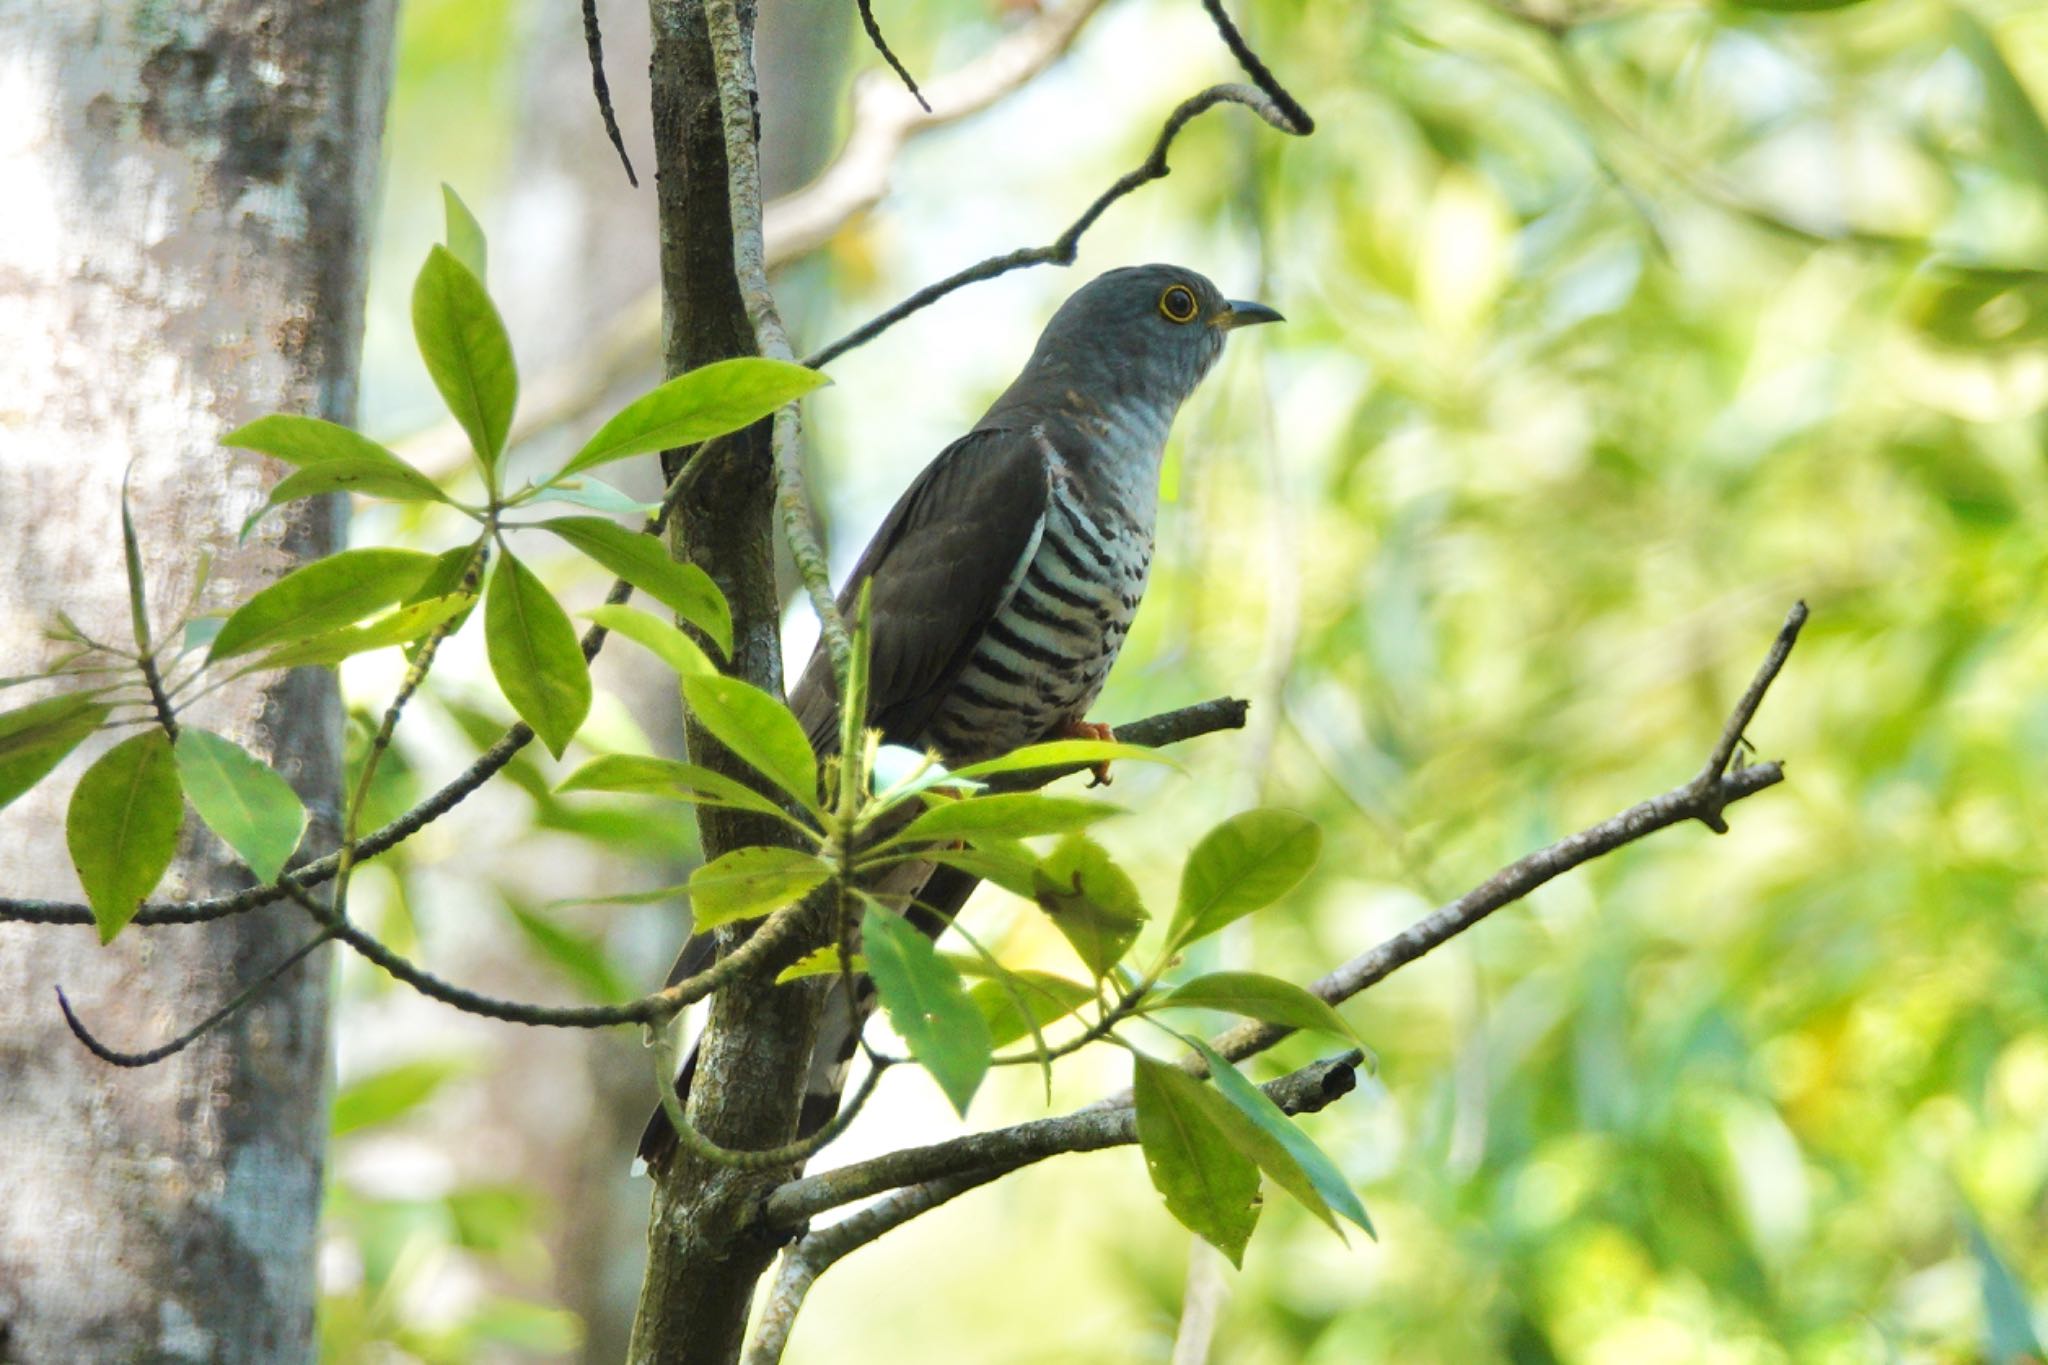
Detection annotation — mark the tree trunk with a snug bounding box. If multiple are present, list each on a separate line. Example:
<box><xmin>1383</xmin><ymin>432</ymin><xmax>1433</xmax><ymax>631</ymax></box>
<box><xmin>629</xmin><ymin>2</ymin><xmax>825</xmax><ymax>1360</ymax></box>
<box><xmin>0</xmin><ymin>1</ymin><xmax>396</xmax><ymax>1359</ymax></box>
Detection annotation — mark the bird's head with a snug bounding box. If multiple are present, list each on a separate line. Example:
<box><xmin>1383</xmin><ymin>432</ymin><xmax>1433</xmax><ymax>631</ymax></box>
<box><xmin>989</xmin><ymin>264</ymin><xmax>1283</xmax><ymax>430</ymax></box>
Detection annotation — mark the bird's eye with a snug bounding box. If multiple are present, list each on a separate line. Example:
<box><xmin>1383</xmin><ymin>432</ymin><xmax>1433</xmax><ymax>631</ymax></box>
<box><xmin>1158</xmin><ymin>284</ymin><xmax>1199</xmax><ymax>324</ymax></box>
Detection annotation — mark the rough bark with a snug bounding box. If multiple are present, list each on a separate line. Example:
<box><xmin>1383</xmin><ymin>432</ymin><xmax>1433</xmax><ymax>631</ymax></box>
<box><xmin>0</xmin><ymin>1</ymin><xmax>395</xmax><ymax>1359</ymax></box>
<box><xmin>629</xmin><ymin>2</ymin><xmax>825</xmax><ymax>1362</ymax></box>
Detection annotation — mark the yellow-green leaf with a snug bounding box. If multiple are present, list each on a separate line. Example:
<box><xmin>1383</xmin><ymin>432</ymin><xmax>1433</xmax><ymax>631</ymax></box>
<box><xmin>862</xmin><ymin>900</ymin><xmax>990</xmax><ymax>1115</ymax></box>
<box><xmin>0</xmin><ymin>693</ymin><xmax>111</xmax><ymax>811</ymax></box>
<box><xmin>560</xmin><ymin>358</ymin><xmax>829</xmax><ymax>476</ymax></box>
<box><xmin>1169</xmin><ymin>809</ymin><xmax>1321</xmax><ymax>951</ymax></box>
<box><xmin>679</xmin><ymin>673</ymin><xmax>819</xmax><ymax>816</ymax></box>
<box><xmin>485</xmin><ymin>549</ymin><xmax>591</xmax><ymax>758</ymax></box>
<box><xmin>543</xmin><ymin>517</ymin><xmax>732</xmax><ymax>656</ymax></box>
<box><xmin>688</xmin><ymin>845</ymin><xmax>833</xmax><ymax>931</ymax></box>
<box><xmin>173</xmin><ymin>728</ymin><xmax>306</xmax><ymax>882</ymax></box>
<box><xmin>1133</xmin><ymin>1053</ymin><xmax>1263</xmax><ymax>1267</ymax></box>
<box><xmin>413</xmin><ymin>244</ymin><xmax>518</xmax><ymax>471</ymax></box>
<box><xmin>209</xmin><ymin>548</ymin><xmax>438</xmax><ymax>662</ymax></box>
<box><xmin>67</xmin><ymin>731</ymin><xmax>184</xmax><ymax>942</ymax></box>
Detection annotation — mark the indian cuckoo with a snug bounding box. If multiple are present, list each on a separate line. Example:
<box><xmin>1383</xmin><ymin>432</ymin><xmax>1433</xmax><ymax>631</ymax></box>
<box><xmin>639</xmin><ymin>264</ymin><xmax>1280</xmax><ymax>1169</ymax></box>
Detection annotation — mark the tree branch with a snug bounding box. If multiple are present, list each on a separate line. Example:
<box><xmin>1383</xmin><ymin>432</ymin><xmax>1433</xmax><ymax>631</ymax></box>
<box><xmin>739</xmin><ymin>602</ymin><xmax>1808</xmax><ymax>1359</ymax></box>
<box><xmin>803</xmin><ymin>81</ymin><xmax>1306</xmax><ymax>371</ymax></box>
<box><xmin>742</xmin><ymin>1052</ymin><xmax>1362</xmax><ymax>1365</ymax></box>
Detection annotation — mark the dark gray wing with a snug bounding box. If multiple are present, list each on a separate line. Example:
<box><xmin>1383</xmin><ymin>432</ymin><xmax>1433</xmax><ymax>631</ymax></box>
<box><xmin>789</xmin><ymin>424</ymin><xmax>1051</xmax><ymax>753</ymax></box>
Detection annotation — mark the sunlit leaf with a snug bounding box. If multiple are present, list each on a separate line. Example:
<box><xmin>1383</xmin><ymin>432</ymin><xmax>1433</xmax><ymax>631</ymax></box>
<box><xmin>777</xmin><ymin>944</ymin><xmax>866</xmax><ymax>984</ymax></box>
<box><xmin>1189</xmin><ymin>1038</ymin><xmax>1372</xmax><ymax>1238</ymax></box>
<box><xmin>886</xmin><ymin>792</ymin><xmax>1121</xmax><ymax>848</ymax></box>
<box><xmin>920</xmin><ymin>838</ymin><xmax>1042</xmax><ymax>899</ymax></box>
<box><xmin>556</xmin><ymin>752</ymin><xmax>794</xmax><ymax>822</ymax></box>
<box><xmin>1032</xmin><ymin>833</ymin><xmax>1147</xmax><ymax>979</ymax></box>
<box><xmin>948</xmin><ymin>739</ymin><xmax>1181</xmax><ymax>782</ymax></box>
<box><xmin>413</xmin><ymin>244</ymin><xmax>518</xmax><ymax>472</ymax></box>
<box><xmin>240</xmin><ymin>460</ymin><xmax>452</xmax><ymax>538</ymax></box>
<box><xmin>581</xmin><ymin>605</ymin><xmax>715</xmax><ymax>679</ymax></box>
<box><xmin>862</xmin><ymin>899</ymin><xmax>991</xmax><ymax>1115</ymax></box>
<box><xmin>0</xmin><ymin>693</ymin><xmax>111</xmax><ymax>811</ymax></box>
<box><xmin>679</xmin><ymin>673</ymin><xmax>819</xmax><ymax>816</ymax></box>
<box><xmin>1133</xmin><ymin>1053</ymin><xmax>1263</xmax><ymax>1266</ymax></box>
<box><xmin>208</xmin><ymin>548</ymin><xmax>438</xmax><ymax>661</ymax></box>
<box><xmin>484</xmin><ymin>549</ymin><xmax>591</xmax><ymax>758</ymax></box>
<box><xmin>173</xmin><ymin>728</ymin><xmax>306</xmax><ymax>882</ymax></box>
<box><xmin>969</xmin><ymin>970</ymin><xmax>1096</xmax><ymax>1048</ymax></box>
<box><xmin>67</xmin><ymin>730</ymin><xmax>183</xmax><ymax>943</ymax></box>
<box><xmin>543</xmin><ymin>517</ymin><xmax>732</xmax><ymax>656</ymax></box>
<box><xmin>687</xmin><ymin>845</ymin><xmax>833</xmax><ymax>930</ymax></box>
<box><xmin>559</xmin><ymin>358</ymin><xmax>829</xmax><ymax>476</ymax></box>
<box><xmin>517</xmin><ymin>476</ymin><xmax>657</xmax><ymax>517</ymax></box>
<box><xmin>248</xmin><ymin>594</ymin><xmax>472</xmax><ymax>671</ymax></box>
<box><xmin>1156</xmin><ymin>972</ymin><xmax>1358</xmax><ymax>1041</ymax></box>
<box><xmin>1168</xmin><ymin>809</ymin><xmax>1321</xmax><ymax>950</ymax></box>
<box><xmin>441</xmin><ymin>182</ymin><xmax>489</xmax><ymax>281</ymax></box>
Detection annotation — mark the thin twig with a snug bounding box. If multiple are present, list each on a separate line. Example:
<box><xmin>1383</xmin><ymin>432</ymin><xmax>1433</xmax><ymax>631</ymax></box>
<box><xmin>740</xmin><ymin>604</ymin><xmax>1807</xmax><ymax>1359</ymax></box>
<box><xmin>54</xmin><ymin>928</ymin><xmax>337</xmax><ymax>1067</ymax></box>
<box><xmin>854</xmin><ymin>0</ymin><xmax>930</xmax><ymax>112</ymax></box>
<box><xmin>584</xmin><ymin>0</ymin><xmax>640</xmax><ymax>186</ymax></box>
<box><xmin>741</xmin><ymin>1053</ymin><xmax>1360</xmax><ymax>1364</ymax></box>
<box><xmin>804</xmin><ymin>82</ymin><xmax>1306</xmax><ymax>371</ymax></box>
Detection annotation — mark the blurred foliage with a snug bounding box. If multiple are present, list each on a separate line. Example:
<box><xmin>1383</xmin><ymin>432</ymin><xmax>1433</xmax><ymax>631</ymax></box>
<box><xmin>323</xmin><ymin>0</ymin><xmax>2048</xmax><ymax>1359</ymax></box>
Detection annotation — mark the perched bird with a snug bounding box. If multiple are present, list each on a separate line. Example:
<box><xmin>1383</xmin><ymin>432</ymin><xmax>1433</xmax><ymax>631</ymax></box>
<box><xmin>639</xmin><ymin>264</ymin><xmax>1281</xmax><ymax>1169</ymax></box>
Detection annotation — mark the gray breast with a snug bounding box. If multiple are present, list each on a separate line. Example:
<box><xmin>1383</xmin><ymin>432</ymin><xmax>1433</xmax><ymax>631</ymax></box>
<box><xmin>921</xmin><ymin>465</ymin><xmax>1153</xmax><ymax>763</ymax></box>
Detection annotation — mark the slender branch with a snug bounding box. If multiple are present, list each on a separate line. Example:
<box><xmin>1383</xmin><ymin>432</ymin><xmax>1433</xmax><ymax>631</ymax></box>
<box><xmin>661</xmin><ymin>1054</ymin><xmax>892</xmax><ymax>1174</ymax></box>
<box><xmin>282</xmin><ymin>879</ymin><xmax>815</xmax><ymax>1028</ymax></box>
<box><xmin>763</xmin><ymin>0</ymin><xmax>1110</xmax><ymax>264</ymax></box>
<box><xmin>853</xmin><ymin>0</ymin><xmax>929</xmax><ymax>113</ymax></box>
<box><xmin>804</xmin><ymin>82</ymin><xmax>1305</xmax><ymax>370</ymax></box>
<box><xmin>742</xmin><ymin>602</ymin><xmax>1808</xmax><ymax>1359</ymax></box>
<box><xmin>584</xmin><ymin>0</ymin><xmax>640</xmax><ymax>187</ymax></box>
<box><xmin>741</xmin><ymin>1052</ymin><xmax>1361</xmax><ymax>1365</ymax></box>
<box><xmin>53</xmin><ymin>928</ymin><xmax>337</xmax><ymax>1067</ymax></box>
<box><xmin>138</xmin><ymin>650</ymin><xmax>179</xmax><ymax>741</ymax></box>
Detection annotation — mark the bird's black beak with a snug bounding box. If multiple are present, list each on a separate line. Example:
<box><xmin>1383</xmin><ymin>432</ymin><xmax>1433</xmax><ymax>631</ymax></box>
<box><xmin>1214</xmin><ymin>300</ymin><xmax>1285</xmax><ymax>330</ymax></box>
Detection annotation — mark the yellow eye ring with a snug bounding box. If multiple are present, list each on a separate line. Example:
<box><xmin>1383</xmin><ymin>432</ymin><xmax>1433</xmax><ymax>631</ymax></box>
<box><xmin>1158</xmin><ymin>284</ymin><xmax>1199</xmax><ymax>324</ymax></box>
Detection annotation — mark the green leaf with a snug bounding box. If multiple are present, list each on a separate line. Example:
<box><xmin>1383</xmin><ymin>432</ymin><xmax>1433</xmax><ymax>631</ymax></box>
<box><xmin>442</xmin><ymin>183</ymin><xmax>489</xmax><ymax>281</ymax></box>
<box><xmin>862</xmin><ymin>900</ymin><xmax>991</xmax><ymax>1115</ymax></box>
<box><xmin>1169</xmin><ymin>809</ymin><xmax>1321</xmax><ymax>951</ymax></box>
<box><xmin>413</xmin><ymin>244</ymin><xmax>518</xmax><ymax>472</ymax></box>
<box><xmin>0</xmin><ymin>694</ymin><xmax>112</xmax><ymax>811</ymax></box>
<box><xmin>837</xmin><ymin>584</ymin><xmax>874</xmax><ymax>802</ymax></box>
<box><xmin>518</xmin><ymin>476</ymin><xmax>657</xmax><ymax>517</ymax></box>
<box><xmin>1157</xmin><ymin>972</ymin><xmax>1358</xmax><ymax>1041</ymax></box>
<box><xmin>948</xmin><ymin>739</ymin><xmax>1181</xmax><ymax>782</ymax></box>
<box><xmin>401</xmin><ymin>543</ymin><xmax>486</xmax><ymax>657</ymax></box>
<box><xmin>556</xmin><ymin>752</ymin><xmax>795</xmax><ymax>822</ymax></box>
<box><xmin>67</xmin><ymin>730</ymin><xmax>184</xmax><ymax>942</ymax></box>
<box><xmin>484</xmin><ymin>549</ymin><xmax>591</xmax><ymax>758</ymax></box>
<box><xmin>1189</xmin><ymin>1038</ymin><xmax>1372</xmax><ymax>1238</ymax></box>
<box><xmin>1032</xmin><ymin>833</ymin><xmax>1147</xmax><ymax>979</ymax></box>
<box><xmin>776</xmin><ymin>944</ymin><xmax>866</xmax><ymax>984</ymax></box>
<box><xmin>208</xmin><ymin>547</ymin><xmax>438</xmax><ymax>662</ymax></box>
<box><xmin>920</xmin><ymin>838</ymin><xmax>1042</xmax><ymax>899</ymax></box>
<box><xmin>1133</xmin><ymin>1054</ymin><xmax>1263</xmax><ymax>1267</ymax></box>
<box><xmin>240</xmin><ymin>460</ymin><xmax>451</xmax><ymax>538</ymax></box>
<box><xmin>504</xmin><ymin>902</ymin><xmax>633</xmax><ymax>1004</ymax></box>
<box><xmin>679</xmin><ymin>673</ymin><xmax>819</xmax><ymax>816</ymax></box>
<box><xmin>542</xmin><ymin>516</ymin><xmax>732</xmax><ymax>656</ymax></box>
<box><xmin>1953</xmin><ymin>10</ymin><xmax>2048</xmax><ymax>191</ymax></box>
<box><xmin>969</xmin><ymin>970</ymin><xmax>1096</xmax><ymax>1048</ymax></box>
<box><xmin>248</xmin><ymin>594</ymin><xmax>473</xmax><ymax>671</ymax></box>
<box><xmin>331</xmin><ymin>1058</ymin><xmax>469</xmax><ymax>1136</ymax></box>
<box><xmin>223</xmin><ymin>413</ymin><xmax>417</xmax><ymax>470</ymax></box>
<box><xmin>582</xmin><ymin>604</ymin><xmax>715</xmax><ymax>678</ymax></box>
<box><xmin>120</xmin><ymin>475</ymin><xmax>151</xmax><ymax>653</ymax></box>
<box><xmin>560</xmin><ymin>357</ymin><xmax>829</xmax><ymax>477</ymax></box>
<box><xmin>172</xmin><ymin>728</ymin><xmax>306</xmax><ymax>882</ymax></box>
<box><xmin>688</xmin><ymin>845</ymin><xmax>833</xmax><ymax>930</ymax></box>
<box><xmin>886</xmin><ymin>792</ymin><xmax>1122</xmax><ymax>848</ymax></box>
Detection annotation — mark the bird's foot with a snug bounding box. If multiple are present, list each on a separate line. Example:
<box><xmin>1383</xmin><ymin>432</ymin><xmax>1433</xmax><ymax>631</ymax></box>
<box><xmin>1059</xmin><ymin>719</ymin><xmax>1117</xmax><ymax>787</ymax></box>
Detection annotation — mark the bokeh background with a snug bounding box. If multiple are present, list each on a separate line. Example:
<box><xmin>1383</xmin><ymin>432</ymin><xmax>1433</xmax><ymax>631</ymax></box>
<box><xmin>319</xmin><ymin>0</ymin><xmax>2048</xmax><ymax>1359</ymax></box>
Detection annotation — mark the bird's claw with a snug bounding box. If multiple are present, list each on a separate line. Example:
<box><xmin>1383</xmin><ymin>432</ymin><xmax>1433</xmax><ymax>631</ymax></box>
<box><xmin>1060</xmin><ymin>719</ymin><xmax>1116</xmax><ymax>787</ymax></box>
